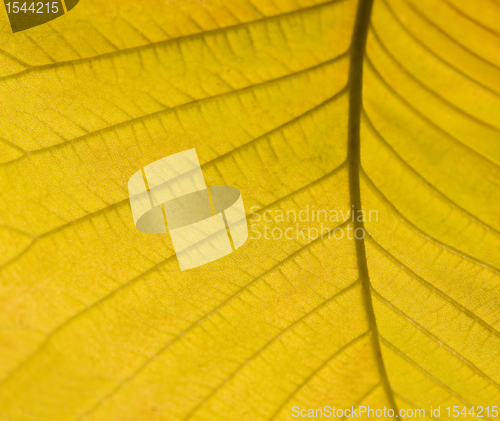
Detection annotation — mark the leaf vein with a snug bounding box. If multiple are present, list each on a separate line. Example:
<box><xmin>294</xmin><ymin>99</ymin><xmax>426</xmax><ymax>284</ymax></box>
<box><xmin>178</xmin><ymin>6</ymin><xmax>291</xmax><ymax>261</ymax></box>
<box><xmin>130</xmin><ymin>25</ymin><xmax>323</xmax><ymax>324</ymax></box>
<box><xmin>364</xmin><ymin>57</ymin><xmax>500</xmax><ymax>169</ymax></box>
<box><xmin>184</xmin><ymin>278</ymin><xmax>361</xmax><ymax>420</ymax></box>
<box><xmin>79</xmin><ymin>218</ymin><xmax>353</xmax><ymax>419</ymax></box>
<box><xmin>368</xmin><ymin>236</ymin><xmax>500</xmax><ymax>341</ymax></box>
<box><xmin>0</xmin><ymin>52</ymin><xmax>349</xmax><ymax>166</ymax></box>
<box><xmin>362</xmin><ymin>107</ymin><xmax>500</xmax><ymax>235</ymax></box>
<box><xmin>373</xmin><ymin>289</ymin><xmax>500</xmax><ymax>391</ymax></box>
<box><xmin>360</xmin><ymin>167</ymin><xmax>500</xmax><ymax>274</ymax></box>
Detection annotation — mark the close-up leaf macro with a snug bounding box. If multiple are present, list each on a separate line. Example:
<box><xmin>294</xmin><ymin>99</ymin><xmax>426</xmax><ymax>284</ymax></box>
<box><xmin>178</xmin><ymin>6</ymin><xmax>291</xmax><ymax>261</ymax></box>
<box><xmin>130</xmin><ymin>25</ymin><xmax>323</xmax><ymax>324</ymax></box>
<box><xmin>0</xmin><ymin>0</ymin><xmax>499</xmax><ymax>419</ymax></box>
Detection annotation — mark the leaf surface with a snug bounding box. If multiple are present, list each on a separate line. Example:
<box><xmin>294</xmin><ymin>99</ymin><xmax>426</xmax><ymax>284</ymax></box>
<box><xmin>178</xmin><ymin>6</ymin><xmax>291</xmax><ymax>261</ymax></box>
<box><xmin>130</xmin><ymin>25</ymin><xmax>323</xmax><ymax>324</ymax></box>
<box><xmin>0</xmin><ymin>0</ymin><xmax>499</xmax><ymax>419</ymax></box>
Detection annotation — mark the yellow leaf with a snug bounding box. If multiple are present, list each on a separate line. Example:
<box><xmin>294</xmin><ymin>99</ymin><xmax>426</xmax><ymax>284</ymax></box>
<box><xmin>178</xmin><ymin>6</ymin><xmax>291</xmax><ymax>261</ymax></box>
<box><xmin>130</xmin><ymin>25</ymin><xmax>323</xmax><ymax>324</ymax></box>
<box><xmin>0</xmin><ymin>0</ymin><xmax>499</xmax><ymax>419</ymax></box>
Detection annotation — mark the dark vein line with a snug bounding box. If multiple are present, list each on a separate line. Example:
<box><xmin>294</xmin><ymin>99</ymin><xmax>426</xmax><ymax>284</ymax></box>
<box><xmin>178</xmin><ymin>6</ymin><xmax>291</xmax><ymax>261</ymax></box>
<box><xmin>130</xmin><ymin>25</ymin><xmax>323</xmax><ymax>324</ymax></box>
<box><xmin>80</xmin><ymin>219</ymin><xmax>353</xmax><ymax>419</ymax></box>
<box><xmin>373</xmin><ymin>289</ymin><xmax>500</xmax><ymax>390</ymax></box>
<box><xmin>382</xmin><ymin>0</ymin><xmax>500</xmax><ymax>97</ymax></box>
<box><xmin>380</xmin><ymin>337</ymin><xmax>471</xmax><ymax>406</ymax></box>
<box><xmin>443</xmin><ymin>0</ymin><xmax>500</xmax><ymax>38</ymax></box>
<box><xmin>0</xmin><ymin>224</ymin><xmax>32</xmax><ymax>238</ymax></box>
<box><xmin>0</xmin><ymin>137</ymin><xmax>27</xmax><ymax>155</ymax></box>
<box><xmin>362</xmin><ymin>108</ymin><xmax>500</xmax><ymax>235</ymax></box>
<box><xmin>49</xmin><ymin>26</ymin><xmax>82</xmax><ymax>60</ymax></box>
<box><xmin>347</xmin><ymin>0</ymin><xmax>398</xmax><ymax>416</ymax></box>
<box><xmin>393</xmin><ymin>393</ymin><xmax>436</xmax><ymax>418</ymax></box>
<box><xmin>0</xmin><ymin>160</ymin><xmax>349</xmax><ymax>394</ymax></box>
<box><xmin>87</xmin><ymin>22</ymin><xmax>121</xmax><ymax>52</ymax></box>
<box><xmin>367</xmin><ymin>236</ymin><xmax>500</xmax><ymax>340</ymax></box>
<box><xmin>0</xmin><ymin>51</ymin><xmax>349</xmax><ymax>167</ymax></box>
<box><xmin>0</xmin><ymin>86</ymin><xmax>349</xmax><ymax>272</ymax></box>
<box><xmin>23</xmin><ymin>33</ymin><xmax>56</xmax><ymax>63</ymax></box>
<box><xmin>184</xmin><ymin>278</ymin><xmax>361</xmax><ymax>420</ymax></box>
<box><xmin>0</xmin><ymin>241</ymin><xmax>37</xmax><ymax>273</ymax></box>
<box><xmin>1</xmin><ymin>260</ymin><xmax>182</xmax><ymax>391</ymax></box>
<box><xmin>361</xmin><ymin>168</ymin><xmax>500</xmax><ymax>274</ymax></box>
<box><xmin>364</xmin><ymin>56</ymin><xmax>500</xmax><ymax>170</ymax></box>
<box><xmin>0</xmin><ymin>0</ymin><xmax>346</xmax><ymax>83</ymax></box>
<box><xmin>405</xmin><ymin>0</ymin><xmax>500</xmax><ymax>72</ymax></box>
<box><xmin>120</xmin><ymin>16</ymin><xmax>153</xmax><ymax>44</ymax></box>
<box><xmin>268</xmin><ymin>331</ymin><xmax>370</xmax><ymax>420</ymax></box>
<box><xmin>340</xmin><ymin>382</ymin><xmax>381</xmax><ymax>420</ymax></box>
<box><xmin>369</xmin><ymin>23</ymin><xmax>500</xmax><ymax>133</ymax></box>
<box><xmin>0</xmin><ymin>48</ymin><xmax>30</xmax><ymax>68</ymax></box>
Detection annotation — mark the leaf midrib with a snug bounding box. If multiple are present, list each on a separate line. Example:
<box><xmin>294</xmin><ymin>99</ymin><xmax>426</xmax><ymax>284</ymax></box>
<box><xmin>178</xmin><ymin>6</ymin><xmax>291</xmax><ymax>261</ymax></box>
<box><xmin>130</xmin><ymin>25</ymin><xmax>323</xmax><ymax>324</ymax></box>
<box><xmin>347</xmin><ymin>0</ymin><xmax>398</xmax><ymax>414</ymax></box>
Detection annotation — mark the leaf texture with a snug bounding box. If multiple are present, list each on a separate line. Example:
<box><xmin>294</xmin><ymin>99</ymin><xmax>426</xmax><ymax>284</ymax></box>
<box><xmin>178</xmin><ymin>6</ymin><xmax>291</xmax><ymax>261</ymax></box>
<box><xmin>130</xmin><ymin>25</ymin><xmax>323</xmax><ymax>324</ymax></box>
<box><xmin>0</xmin><ymin>0</ymin><xmax>499</xmax><ymax>419</ymax></box>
